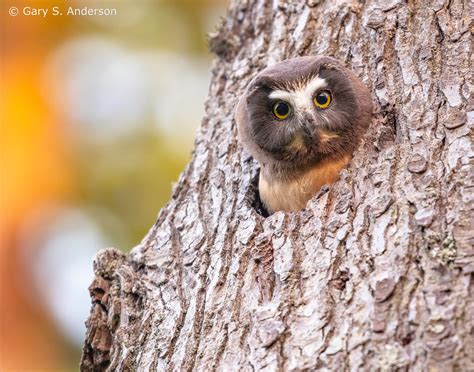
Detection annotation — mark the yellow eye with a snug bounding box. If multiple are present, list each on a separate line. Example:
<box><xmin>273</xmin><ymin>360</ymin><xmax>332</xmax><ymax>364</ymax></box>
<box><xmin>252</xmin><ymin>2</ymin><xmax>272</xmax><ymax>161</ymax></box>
<box><xmin>314</xmin><ymin>91</ymin><xmax>332</xmax><ymax>109</ymax></box>
<box><xmin>272</xmin><ymin>101</ymin><xmax>291</xmax><ymax>120</ymax></box>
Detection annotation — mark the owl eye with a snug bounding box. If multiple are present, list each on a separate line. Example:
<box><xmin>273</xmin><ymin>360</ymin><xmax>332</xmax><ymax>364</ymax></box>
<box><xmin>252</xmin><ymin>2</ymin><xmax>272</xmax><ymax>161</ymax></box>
<box><xmin>314</xmin><ymin>91</ymin><xmax>332</xmax><ymax>109</ymax></box>
<box><xmin>272</xmin><ymin>101</ymin><xmax>291</xmax><ymax>120</ymax></box>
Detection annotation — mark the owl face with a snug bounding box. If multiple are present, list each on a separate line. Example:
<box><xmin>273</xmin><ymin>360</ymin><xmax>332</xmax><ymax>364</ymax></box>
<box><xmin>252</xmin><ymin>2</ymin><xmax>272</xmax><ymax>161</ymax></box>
<box><xmin>237</xmin><ymin>56</ymin><xmax>372</xmax><ymax>171</ymax></box>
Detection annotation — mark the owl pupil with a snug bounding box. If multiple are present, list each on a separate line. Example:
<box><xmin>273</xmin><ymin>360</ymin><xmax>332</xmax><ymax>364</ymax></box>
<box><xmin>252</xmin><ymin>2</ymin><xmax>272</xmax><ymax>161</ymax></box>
<box><xmin>275</xmin><ymin>102</ymin><xmax>289</xmax><ymax>116</ymax></box>
<box><xmin>316</xmin><ymin>93</ymin><xmax>328</xmax><ymax>105</ymax></box>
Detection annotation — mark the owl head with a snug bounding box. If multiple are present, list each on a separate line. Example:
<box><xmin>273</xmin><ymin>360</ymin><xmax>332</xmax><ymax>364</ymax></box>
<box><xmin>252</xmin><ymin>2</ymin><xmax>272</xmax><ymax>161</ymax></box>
<box><xmin>236</xmin><ymin>56</ymin><xmax>373</xmax><ymax>175</ymax></box>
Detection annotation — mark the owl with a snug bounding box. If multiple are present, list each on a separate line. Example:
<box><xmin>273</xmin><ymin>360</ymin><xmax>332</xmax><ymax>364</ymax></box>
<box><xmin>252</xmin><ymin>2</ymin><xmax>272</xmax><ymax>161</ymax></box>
<box><xmin>236</xmin><ymin>56</ymin><xmax>373</xmax><ymax>214</ymax></box>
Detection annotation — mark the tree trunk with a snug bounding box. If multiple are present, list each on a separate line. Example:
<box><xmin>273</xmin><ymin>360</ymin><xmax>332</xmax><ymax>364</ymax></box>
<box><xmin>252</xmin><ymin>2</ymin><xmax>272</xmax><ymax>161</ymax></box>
<box><xmin>81</xmin><ymin>0</ymin><xmax>473</xmax><ymax>370</ymax></box>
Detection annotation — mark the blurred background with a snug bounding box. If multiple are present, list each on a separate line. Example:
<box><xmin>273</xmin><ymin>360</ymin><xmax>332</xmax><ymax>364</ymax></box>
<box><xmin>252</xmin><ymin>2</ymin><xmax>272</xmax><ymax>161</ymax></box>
<box><xmin>0</xmin><ymin>0</ymin><xmax>227</xmax><ymax>369</ymax></box>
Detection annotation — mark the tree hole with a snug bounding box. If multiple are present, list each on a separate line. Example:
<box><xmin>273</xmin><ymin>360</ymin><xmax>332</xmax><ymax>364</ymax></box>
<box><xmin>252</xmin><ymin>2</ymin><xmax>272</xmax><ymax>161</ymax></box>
<box><xmin>249</xmin><ymin>171</ymin><xmax>269</xmax><ymax>217</ymax></box>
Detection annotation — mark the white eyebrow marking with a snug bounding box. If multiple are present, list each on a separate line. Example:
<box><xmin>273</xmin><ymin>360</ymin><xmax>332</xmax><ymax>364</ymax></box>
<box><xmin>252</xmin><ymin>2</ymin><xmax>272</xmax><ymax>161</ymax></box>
<box><xmin>268</xmin><ymin>76</ymin><xmax>327</xmax><ymax>111</ymax></box>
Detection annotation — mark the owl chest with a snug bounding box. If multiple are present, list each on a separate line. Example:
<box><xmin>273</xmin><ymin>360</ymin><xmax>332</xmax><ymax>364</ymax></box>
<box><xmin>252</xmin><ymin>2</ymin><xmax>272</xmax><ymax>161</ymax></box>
<box><xmin>258</xmin><ymin>156</ymin><xmax>350</xmax><ymax>213</ymax></box>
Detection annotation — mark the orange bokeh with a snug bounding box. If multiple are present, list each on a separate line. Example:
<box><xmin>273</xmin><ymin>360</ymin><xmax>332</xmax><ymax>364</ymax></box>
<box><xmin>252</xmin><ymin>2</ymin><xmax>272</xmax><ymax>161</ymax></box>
<box><xmin>0</xmin><ymin>0</ymin><xmax>227</xmax><ymax>369</ymax></box>
<box><xmin>1</xmin><ymin>4</ymin><xmax>75</xmax><ymax>369</ymax></box>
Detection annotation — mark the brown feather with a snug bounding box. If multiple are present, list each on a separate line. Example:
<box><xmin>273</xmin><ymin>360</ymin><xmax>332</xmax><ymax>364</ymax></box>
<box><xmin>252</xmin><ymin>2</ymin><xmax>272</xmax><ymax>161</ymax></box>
<box><xmin>259</xmin><ymin>155</ymin><xmax>350</xmax><ymax>213</ymax></box>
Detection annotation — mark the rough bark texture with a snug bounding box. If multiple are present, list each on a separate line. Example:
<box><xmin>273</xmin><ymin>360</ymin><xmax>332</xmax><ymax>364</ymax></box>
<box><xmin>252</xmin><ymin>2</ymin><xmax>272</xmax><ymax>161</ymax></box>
<box><xmin>81</xmin><ymin>0</ymin><xmax>473</xmax><ymax>370</ymax></box>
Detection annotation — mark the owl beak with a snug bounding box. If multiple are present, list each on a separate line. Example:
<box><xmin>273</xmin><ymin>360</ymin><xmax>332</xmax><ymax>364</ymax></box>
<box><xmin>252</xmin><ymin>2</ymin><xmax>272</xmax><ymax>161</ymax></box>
<box><xmin>302</xmin><ymin>122</ymin><xmax>313</xmax><ymax>140</ymax></box>
<box><xmin>300</xmin><ymin>112</ymin><xmax>315</xmax><ymax>140</ymax></box>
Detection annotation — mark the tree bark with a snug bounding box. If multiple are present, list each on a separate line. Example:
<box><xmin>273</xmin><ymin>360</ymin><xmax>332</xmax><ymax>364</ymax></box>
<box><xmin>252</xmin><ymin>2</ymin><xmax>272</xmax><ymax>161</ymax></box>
<box><xmin>81</xmin><ymin>0</ymin><xmax>473</xmax><ymax>370</ymax></box>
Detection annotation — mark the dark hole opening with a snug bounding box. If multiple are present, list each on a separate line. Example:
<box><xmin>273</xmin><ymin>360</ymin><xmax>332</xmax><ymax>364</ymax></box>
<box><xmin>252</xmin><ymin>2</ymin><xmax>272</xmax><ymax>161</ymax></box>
<box><xmin>249</xmin><ymin>170</ymin><xmax>269</xmax><ymax>218</ymax></box>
